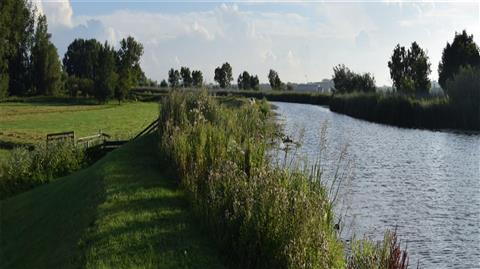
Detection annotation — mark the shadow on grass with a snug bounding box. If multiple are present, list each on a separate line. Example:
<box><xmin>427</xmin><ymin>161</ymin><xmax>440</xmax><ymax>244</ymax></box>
<box><xmin>80</xmin><ymin>134</ymin><xmax>225</xmax><ymax>268</ymax></box>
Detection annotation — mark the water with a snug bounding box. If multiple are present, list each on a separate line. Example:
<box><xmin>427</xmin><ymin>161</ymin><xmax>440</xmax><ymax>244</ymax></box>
<box><xmin>272</xmin><ymin>101</ymin><xmax>480</xmax><ymax>269</ymax></box>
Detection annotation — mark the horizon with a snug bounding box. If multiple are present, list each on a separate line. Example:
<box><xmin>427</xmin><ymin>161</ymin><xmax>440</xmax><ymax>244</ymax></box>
<box><xmin>36</xmin><ymin>0</ymin><xmax>480</xmax><ymax>86</ymax></box>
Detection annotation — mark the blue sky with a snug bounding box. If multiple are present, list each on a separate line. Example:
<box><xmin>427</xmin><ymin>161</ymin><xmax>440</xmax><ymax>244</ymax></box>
<box><xmin>36</xmin><ymin>0</ymin><xmax>480</xmax><ymax>85</ymax></box>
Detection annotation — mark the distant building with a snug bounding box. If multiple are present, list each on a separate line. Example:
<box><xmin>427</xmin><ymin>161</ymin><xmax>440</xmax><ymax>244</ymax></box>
<box><xmin>290</xmin><ymin>79</ymin><xmax>334</xmax><ymax>93</ymax></box>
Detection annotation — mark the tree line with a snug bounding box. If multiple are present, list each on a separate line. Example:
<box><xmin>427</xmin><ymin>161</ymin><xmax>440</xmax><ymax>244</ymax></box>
<box><xmin>332</xmin><ymin>30</ymin><xmax>480</xmax><ymax>103</ymax></box>
<box><xmin>162</xmin><ymin>62</ymin><xmax>289</xmax><ymax>91</ymax></box>
<box><xmin>0</xmin><ymin>0</ymin><xmax>146</xmax><ymax>103</ymax></box>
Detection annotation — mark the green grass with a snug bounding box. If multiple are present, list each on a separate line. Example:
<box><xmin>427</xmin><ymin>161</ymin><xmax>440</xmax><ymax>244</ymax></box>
<box><xmin>0</xmin><ymin>134</ymin><xmax>225</xmax><ymax>268</ymax></box>
<box><xmin>0</xmin><ymin>100</ymin><xmax>159</xmax><ymax>145</ymax></box>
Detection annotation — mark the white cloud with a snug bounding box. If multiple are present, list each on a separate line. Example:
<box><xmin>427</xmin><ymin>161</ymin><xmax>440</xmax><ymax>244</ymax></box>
<box><xmin>35</xmin><ymin>0</ymin><xmax>73</xmax><ymax>27</ymax></box>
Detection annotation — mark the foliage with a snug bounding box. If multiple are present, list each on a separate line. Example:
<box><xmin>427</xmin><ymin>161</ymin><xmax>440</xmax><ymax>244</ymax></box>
<box><xmin>160</xmin><ymin>79</ymin><xmax>168</xmax><ymax>88</ymax></box>
<box><xmin>438</xmin><ymin>30</ymin><xmax>480</xmax><ymax>89</ymax></box>
<box><xmin>115</xmin><ymin>36</ymin><xmax>144</xmax><ymax>102</ymax></box>
<box><xmin>93</xmin><ymin>42</ymin><xmax>118</xmax><ymax>103</ymax></box>
<box><xmin>388</xmin><ymin>42</ymin><xmax>431</xmax><ymax>95</ymax></box>
<box><xmin>66</xmin><ymin>76</ymin><xmax>94</xmax><ymax>97</ymax></box>
<box><xmin>329</xmin><ymin>92</ymin><xmax>479</xmax><ymax>130</ymax></box>
<box><xmin>180</xmin><ymin>66</ymin><xmax>193</xmax><ymax>87</ymax></box>
<box><xmin>237</xmin><ymin>71</ymin><xmax>260</xmax><ymax>90</ymax></box>
<box><xmin>347</xmin><ymin>230</ymin><xmax>409</xmax><ymax>269</ymax></box>
<box><xmin>168</xmin><ymin>68</ymin><xmax>181</xmax><ymax>88</ymax></box>
<box><xmin>1</xmin><ymin>140</ymin><xmax>85</xmax><ymax>199</ymax></box>
<box><xmin>0</xmin><ymin>136</ymin><xmax>225</xmax><ymax>268</ymax></box>
<box><xmin>63</xmin><ymin>38</ymin><xmax>102</xmax><ymax>81</ymax></box>
<box><xmin>192</xmin><ymin>70</ymin><xmax>204</xmax><ymax>88</ymax></box>
<box><xmin>445</xmin><ymin>65</ymin><xmax>480</xmax><ymax>127</ymax></box>
<box><xmin>268</xmin><ymin>69</ymin><xmax>283</xmax><ymax>90</ymax></box>
<box><xmin>1</xmin><ymin>0</ymin><xmax>35</xmax><ymax>96</ymax></box>
<box><xmin>332</xmin><ymin>64</ymin><xmax>376</xmax><ymax>93</ymax></box>
<box><xmin>158</xmin><ymin>91</ymin><xmax>344</xmax><ymax>268</ymax></box>
<box><xmin>31</xmin><ymin>15</ymin><xmax>62</xmax><ymax>96</ymax></box>
<box><xmin>214</xmin><ymin>62</ymin><xmax>233</xmax><ymax>88</ymax></box>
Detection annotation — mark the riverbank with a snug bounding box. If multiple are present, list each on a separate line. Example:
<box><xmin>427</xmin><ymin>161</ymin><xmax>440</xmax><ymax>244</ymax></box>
<box><xmin>131</xmin><ymin>88</ymin><xmax>478</xmax><ymax>131</ymax></box>
<box><xmin>0</xmin><ymin>134</ymin><xmax>226</xmax><ymax>268</ymax></box>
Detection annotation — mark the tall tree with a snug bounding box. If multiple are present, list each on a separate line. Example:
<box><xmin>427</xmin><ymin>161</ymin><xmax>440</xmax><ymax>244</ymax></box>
<box><xmin>168</xmin><ymin>68</ymin><xmax>180</xmax><ymax>88</ymax></box>
<box><xmin>388</xmin><ymin>45</ymin><xmax>407</xmax><ymax>92</ymax></box>
<box><xmin>268</xmin><ymin>69</ymin><xmax>283</xmax><ymax>90</ymax></box>
<box><xmin>237</xmin><ymin>71</ymin><xmax>251</xmax><ymax>90</ymax></box>
<box><xmin>438</xmin><ymin>30</ymin><xmax>480</xmax><ymax>90</ymax></box>
<box><xmin>63</xmin><ymin>38</ymin><xmax>102</xmax><ymax>80</ymax></box>
<box><xmin>116</xmin><ymin>36</ymin><xmax>144</xmax><ymax>101</ymax></box>
<box><xmin>214</xmin><ymin>62</ymin><xmax>233</xmax><ymax>88</ymax></box>
<box><xmin>191</xmin><ymin>70</ymin><xmax>203</xmax><ymax>88</ymax></box>
<box><xmin>408</xmin><ymin>42</ymin><xmax>431</xmax><ymax>94</ymax></box>
<box><xmin>2</xmin><ymin>0</ymin><xmax>35</xmax><ymax>96</ymax></box>
<box><xmin>180</xmin><ymin>66</ymin><xmax>192</xmax><ymax>87</ymax></box>
<box><xmin>249</xmin><ymin>75</ymin><xmax>260</xmax><ymax>90</ymax></box>
<box><xmin>160</xmin><ymin>79</ymin><xmax>168</xmax><ymax>88</ymax></box>
<box><xmin>388</xmin><ymin>42</ymin><xmax>431</xmax><ymax>95</ymax></box>
<box><xmin>31</xmin><ymin>15</ymin><xmax>61</xmax><ymax>96</ymax></box>
<box><xmin>94</xmin><ymin>42</ymin><xmax>117</xmax><ymax>103</ymax></box>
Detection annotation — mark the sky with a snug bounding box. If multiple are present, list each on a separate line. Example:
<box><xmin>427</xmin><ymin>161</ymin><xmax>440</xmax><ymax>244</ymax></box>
<box><xmin>34</xmin><ymin>0</ymin><xmax>480</xmax><ymax>86</ymax></box>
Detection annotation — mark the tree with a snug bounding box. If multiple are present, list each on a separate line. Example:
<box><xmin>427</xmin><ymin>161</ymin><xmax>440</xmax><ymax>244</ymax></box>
<box><xmin>63</xmin><ymin>39</ymin><xmax>101</xmax><ymax>80</ymax></box>
<box><xmin>114</xmin><ymin>36</ymin><xmax>144</xmax><ymax>102</ymax></box>
<box><xmin>168</xmin><ymin>68</ymin><xmax>180</xmax><ymax>88</ymax></box>
<box><xmin>31</xmin><ymin>15</ymin><xmax>61</xmax><ymax>96</ymax></box>
<box><xmin>160</xmin><ymin>79</ymin><xmax>168</xmax><ymax>88</ymax></box>
<box><xmin>408</xmin><ymin>42</ymin><xmax>431</xmax><ymax>94</ymax></box>
<box><xmin>192</xmin><ymin>70</ymin><xmax>203</xmax><ymax>88</ymax></box>
<box><xmin>438</xmin><ymin>30</ymin><xmax>480</xmax><ymax>90</ymax></box>
<box><xmin>249</xmin><ymin>75</ymin><xmax>260</xmax><ymax>90</ymax></box>
<box><xmin>446</xmin><ymin>65</ymin><xmax>480</xmax><ymax>106</ymax></box>
<box><xmin>117</xmin><ymin>37</ymin><xmax>143</xmax><ymax>84</ymax></box>
<box><xmin>2</xmin><ymin>0</ymin><xmax>35</xmax><ymax>96</ymax></box>
<box><xmin>332</xmin><ymin>64</ymin><xmax>376</xmax><ymax>93</ymax></box>
<box><xmin>388</xmin><ymin>42</ymin><xmax>431</xmax><ymax>95</ymax></box>
<box><xmin>94</xmin><ymin>42</ymin><xmax>117</xmax><ymax>103</ymax></box>
<box><xmin>180</xmin><ymin>66</ymin><xmax>192</xmax><ymax>87</ymax></box>
<box><xmin>268</xmin><ymin>69</ymin><xmax>283</xmax><ymax>90</ymax></box>
<box><xmin>388</xmin><ymin>45</ymin><xmax>407</xmax><ymax>92</ymax></box>
<box><xmin>214</xmin><ymin>62</ymin><xmax>233</xmax><ymax>88</ymax></box>
<box><xmin>237</xmin><ymin>71</ymin><xmax>251</xmax><ymax>90</ymax></box>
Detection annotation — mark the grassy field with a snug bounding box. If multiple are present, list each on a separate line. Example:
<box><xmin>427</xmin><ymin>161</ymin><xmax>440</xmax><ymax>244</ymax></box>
<box><xmin>0</xmin><ymin>134</ymin><xmax>225</xmax><ymax>268</ymax></box>
<box><xmin>0</xmin><ymin>100</ymin><xmax>159</xmax><ymax>145</ymax></box>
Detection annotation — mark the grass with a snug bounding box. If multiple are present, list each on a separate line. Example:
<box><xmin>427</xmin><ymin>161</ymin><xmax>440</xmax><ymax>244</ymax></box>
<box><xmin>0</xmin><ymin>134</ymin><xmax>225</xmax><ymax>268</ymax></box>
<box><xmin>0</xmin><ymin>99</ymin><xmax>159</xmax><ymax>145</ymax></box>
<box><xmin>158</xmin><ymin>91</ymin><xmax>344</xmax><ymax>268</ymax></box>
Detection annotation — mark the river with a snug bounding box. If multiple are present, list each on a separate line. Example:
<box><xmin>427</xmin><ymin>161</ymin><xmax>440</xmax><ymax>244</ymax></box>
<box><xmin>272</xmin><ymin>101</ymin><xmax>480</xmax><ymax>269</ymax></box>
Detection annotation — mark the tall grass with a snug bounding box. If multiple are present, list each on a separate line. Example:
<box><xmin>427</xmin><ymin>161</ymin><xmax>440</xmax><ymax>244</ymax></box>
<box><xmin>158</xmin><ymin>90</ymin><xmax>344</xmax><ymax>268</ymax></box>
<box><xmin>0</xmin><ymin>141</ymin><xmax>85</xmax><ymax>199</ymax></box>
<box><xmin>330</xmin><ymin>92</ymin><xmax>479</xmax><ymax>130</ymax></box>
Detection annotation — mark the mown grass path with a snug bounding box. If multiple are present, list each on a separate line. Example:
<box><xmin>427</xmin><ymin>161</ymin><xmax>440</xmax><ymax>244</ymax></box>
<box><xmin>0</xmin><ymin>135</ymin><xmax>225</xmax><ymax>268</ymax></box>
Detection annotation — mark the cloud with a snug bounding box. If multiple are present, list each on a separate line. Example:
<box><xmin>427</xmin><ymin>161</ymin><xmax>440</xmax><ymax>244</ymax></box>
<box><xmin>41</xmin><ymin>1</ymin><xmax>480</xmax><ymax>86</ymax></box>
<box><xmin>34</xmin><ymin>0</ymin><xmax>73</xmax><ymax>27</ymax></box>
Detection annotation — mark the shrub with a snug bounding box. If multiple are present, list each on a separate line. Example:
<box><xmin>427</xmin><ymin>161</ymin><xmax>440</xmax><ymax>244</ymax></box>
<box><xmin>0</xmin><ymin>141</ymin><xmax>85</xmax><ymax>199</ymax></box>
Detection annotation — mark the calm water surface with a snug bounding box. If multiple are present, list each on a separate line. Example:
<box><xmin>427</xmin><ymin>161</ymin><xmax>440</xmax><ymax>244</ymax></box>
<box><xmin>272</xmin><ymin>101</ymin><xmax>480</xmax><ymax>269</ymax></box>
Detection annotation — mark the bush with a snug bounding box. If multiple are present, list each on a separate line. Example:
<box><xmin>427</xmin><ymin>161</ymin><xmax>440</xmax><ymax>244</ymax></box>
<box><xmin>158</xmin><ymin>91</ymin><xmax>344</xmax><ymax>268</ymax></box>
<box><xmin>0</xmin><ymin>141</ymin><xmax>85</xmax><ymax>199</ymax></box>
<box><xmin>446</xmin><ymin>65</ymin><xmax>480</xmax><ymax>107</ymax></box>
